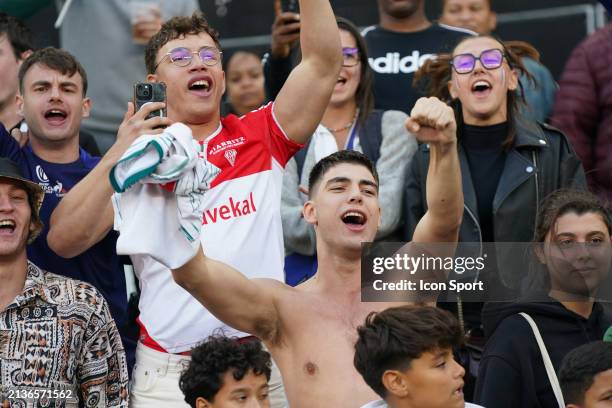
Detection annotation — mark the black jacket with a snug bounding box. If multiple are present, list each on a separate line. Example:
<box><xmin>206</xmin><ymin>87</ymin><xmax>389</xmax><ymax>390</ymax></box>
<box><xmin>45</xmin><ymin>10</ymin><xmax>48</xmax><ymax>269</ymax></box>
<box><xmin>474</xmin><ymin>297</ymin><xmax>611</xmax><ymax>408</ymax></box>
<box><xmin>403</xmin><ymin>119</ymin><xmax>586</xmax><ymax>290</ymax></box>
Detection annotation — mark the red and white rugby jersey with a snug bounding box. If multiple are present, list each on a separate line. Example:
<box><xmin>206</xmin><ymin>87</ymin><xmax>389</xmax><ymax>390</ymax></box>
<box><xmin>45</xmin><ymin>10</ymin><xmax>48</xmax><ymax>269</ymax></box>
<box><xmin>134</xmin><ymin>102</ymin><xmax>302</xmax><ymax>353</ymax></box>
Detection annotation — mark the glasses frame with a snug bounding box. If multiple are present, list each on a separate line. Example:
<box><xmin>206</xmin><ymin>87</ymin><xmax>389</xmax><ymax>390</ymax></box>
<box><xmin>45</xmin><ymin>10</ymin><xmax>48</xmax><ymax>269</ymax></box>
<box><xmin>341</xmin><ymin>47</ymin><xmax>360</xmax><ymax>68</ymax></box>
<box><xmin>450</xmin><ymin>48</ymin><xmax>505</xmax><ymax>75</ymax></box>
<box><xmin>154</xmin><ymin>46</ymin><xmax>223</xmax><ymax>72</ymax></box>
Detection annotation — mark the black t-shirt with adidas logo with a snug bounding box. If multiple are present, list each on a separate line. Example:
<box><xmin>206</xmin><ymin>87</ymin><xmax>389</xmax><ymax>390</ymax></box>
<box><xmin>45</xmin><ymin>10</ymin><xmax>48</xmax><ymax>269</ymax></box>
<box><xmin>363</xmin><ymin>23</ymin><xmax>472</xmax><ymax>113</ymax></box>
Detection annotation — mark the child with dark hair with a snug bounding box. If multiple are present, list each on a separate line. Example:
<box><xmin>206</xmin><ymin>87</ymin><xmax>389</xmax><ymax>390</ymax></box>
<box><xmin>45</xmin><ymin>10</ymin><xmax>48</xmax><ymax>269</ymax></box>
<box><xmin>180</xmin><ymin>335</ymin><xmax>272</xmax><ymax>408</ymax></box>
<box><xmin>559</xmin><ymin>341</ymin><xmax>612</xmax><ymax>408</ymax></box>
<box><xmin>354</xmin><ymin>305</ymin><xmax>483</xmax><ymax>408</ymax></box>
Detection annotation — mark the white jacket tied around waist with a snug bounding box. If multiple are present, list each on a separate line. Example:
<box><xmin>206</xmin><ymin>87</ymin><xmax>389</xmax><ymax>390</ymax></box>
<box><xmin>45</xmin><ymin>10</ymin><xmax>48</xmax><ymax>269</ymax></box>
<box><xmin>110</xmin><ymin>123</ymin><xmax>220</xmax><ymax>269</ymax></box>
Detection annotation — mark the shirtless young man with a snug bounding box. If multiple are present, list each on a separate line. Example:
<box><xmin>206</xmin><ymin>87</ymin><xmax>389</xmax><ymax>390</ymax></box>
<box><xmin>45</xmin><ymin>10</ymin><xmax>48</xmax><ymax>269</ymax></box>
<box><xmin>169</xmin><ymin>97</ymin><xmax>463</xmax><ymax>407</ymax></box>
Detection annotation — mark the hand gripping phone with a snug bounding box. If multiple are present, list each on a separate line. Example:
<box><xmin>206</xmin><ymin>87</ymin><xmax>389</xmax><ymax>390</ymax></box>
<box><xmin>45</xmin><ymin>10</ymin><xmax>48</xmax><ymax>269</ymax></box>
<box><xmin>133</xmin><ymin>82</ymin><xmax>166</xmax><ymax>120</ymax></box>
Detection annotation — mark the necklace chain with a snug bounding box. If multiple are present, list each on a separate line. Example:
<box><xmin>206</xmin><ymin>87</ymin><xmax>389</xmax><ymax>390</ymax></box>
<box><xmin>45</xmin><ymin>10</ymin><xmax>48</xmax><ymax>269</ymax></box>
<box><xmin>323</xmin><ymin>112</ymin><xmax>358</xmax><ymax>133</ymax></box>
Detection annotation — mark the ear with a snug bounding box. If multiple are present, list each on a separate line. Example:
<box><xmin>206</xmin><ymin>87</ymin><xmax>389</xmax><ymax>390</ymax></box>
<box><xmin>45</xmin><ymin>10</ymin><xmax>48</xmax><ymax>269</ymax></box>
<box><xmin>303</xmin><ymin>200</ymin><xmax>317</xmax><ymax>226</ymax></box>
<box><xmin>81</xmin><ymin>97</ymin><xmax>92</xmax><ymax>119</ymax></box>
<box><xmin>488</xmin><ymin>11</ymin><xmax>498</xmax><ymax>32</ymax></box>
<box><xmin>448</xmin><ymin>78</ymin><xmax>458</xmax><ymax>100</ymax></box>
<box><xmin>19</xmin><ymin>49</ymin><xmax>33</xmax><ymax>61</ymax></box>
<box><xmin>533</xmin><ymin>243</ymin><xmax>546</xmax><ymax>265</ymax></box>
<box><xmin>221</xmin><ymin>70</ymin><xmax>226</xmax><ymax>95</ymax></box>
<box><xmin>566</xmin><ymin>404</ymin><xmax>581</xmax><ymax>408</ymax></box>
<box><xmin>506</xmin><ymin>67</ymin><xmax>519</xmax><ymax>91</ymax></box>
<box><xmin>16</xmin><ymin>94</ymin><xmax>24</xmax><ymax>116</ymax></box>
<box><xmin>147</xmin><ymin>73</ymin><xmax>158</xmax><ymax>83</ymax></box>
<box><xmin>381</xmin><ymin>370</ymin><xmax>409</xmax><ymax>398</ymax></box>
<box><xmin>195</xmin><ymin>397</ymin><xmax>211</xmax><ymax>408</ymax></box>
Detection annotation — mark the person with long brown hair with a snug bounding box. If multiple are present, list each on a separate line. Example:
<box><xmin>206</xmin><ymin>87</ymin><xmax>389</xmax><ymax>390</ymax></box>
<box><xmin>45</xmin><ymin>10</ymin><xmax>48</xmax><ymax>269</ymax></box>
<box><xmin>403</xmin><ymin>35</ymin><xmax>586</xmax><ymax>335</ymax></box>
<box><xmin>475</xmin><ymin>189</ymin><xmax>612</xmax><ymax>407</ymax></box>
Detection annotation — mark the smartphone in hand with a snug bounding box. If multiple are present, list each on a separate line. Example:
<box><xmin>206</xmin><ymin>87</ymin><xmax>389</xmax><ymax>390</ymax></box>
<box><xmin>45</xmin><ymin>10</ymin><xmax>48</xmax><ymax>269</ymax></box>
<box><xmin>133</xmin><ymin>82</ymin><xmax>166</xmax><ymax>120</ymax></box>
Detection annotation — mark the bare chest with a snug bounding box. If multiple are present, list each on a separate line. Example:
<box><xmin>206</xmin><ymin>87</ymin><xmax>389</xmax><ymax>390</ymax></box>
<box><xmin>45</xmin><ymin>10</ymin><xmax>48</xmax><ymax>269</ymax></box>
<box><xmin>270</xmin><ymin>298</ymin><xmax>390</xmax><ymax>407</ymax></box>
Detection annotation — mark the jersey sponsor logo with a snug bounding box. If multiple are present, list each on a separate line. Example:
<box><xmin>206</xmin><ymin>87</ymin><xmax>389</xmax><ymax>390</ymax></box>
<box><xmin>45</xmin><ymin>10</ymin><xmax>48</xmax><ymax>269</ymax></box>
<box><xmin>34</xmin><ymin>165</ymin><xmax>66</xmax><ymax>198</ymax></box>
<box><xmin>224</xmin><ymin>149</ymin><xmax>237</xmax><ymax>166</ymax></box>
<box><xmin>368</xmin><ymin>51</ymin><xmax>435</xmax><ymax>74</ymax></box>
<box><xmin>39</xmin><ymin>180</ymin><xmax>66</xmax><ymax>197</ymax></box>
<box><xmin>209</xmin><ymin>136</ymin><xmax>246</xmax><ymax>156</ymax></box>
<box><xmin>35</xmin><ymin>165</ymin><xmax>49</xmax><ymax>182</ymax></box>
<box><xmin>202</xmin><ymin>192</ymin><xmax>257</xmax><ymax>225</ymax></box>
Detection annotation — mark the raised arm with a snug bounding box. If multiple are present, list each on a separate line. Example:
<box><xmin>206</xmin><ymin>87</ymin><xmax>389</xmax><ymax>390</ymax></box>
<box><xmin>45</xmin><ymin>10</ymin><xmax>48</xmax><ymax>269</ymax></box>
<box><xmin>272</xmin><ymin>0</ymin><xmax>342</xmax><ymax>144</ymax></box>
<box><xmin>47</xmin><ymin>102</ymin><xmax>172</xmax><ymax>257</ymax></box>
<box><xmin>407</xmin><ymin>97</ymin><xmax>463</xmax><ymax>244</ymax></box>
<box><xmin>172</xmin><ymin>248</ymin><xmax>282</xmax><ymax>343</ymax></box>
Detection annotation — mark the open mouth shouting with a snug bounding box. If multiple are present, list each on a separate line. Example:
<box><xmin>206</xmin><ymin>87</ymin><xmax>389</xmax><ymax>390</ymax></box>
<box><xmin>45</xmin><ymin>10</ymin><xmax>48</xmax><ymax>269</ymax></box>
<box><xmin>0</xmin><ymin>219</ymin><xmax>17</xmax><ymax>236</ymax></box>
<box><xmin>334</xmin><ymin>76</ymin><xmax>348</xmax><ymax>91</ymax></box>
<box><xmin>188</xmin><ymin>75</ymin><xmax>213</xmax><ymax>97</ymax></box>
<box><xmin>471</xmin><ymin>80</ymin><xmax>492</xmax><ymax>98</ymax></box>
<box><xmin>341</xmin><ymin>209</ymin><xmax>367</xmax><ymax>232</ymax></box>
<box><xmin>43</xmin><ymin>108</ymin><xmax>68</xmax><ymax>126</ymax></box>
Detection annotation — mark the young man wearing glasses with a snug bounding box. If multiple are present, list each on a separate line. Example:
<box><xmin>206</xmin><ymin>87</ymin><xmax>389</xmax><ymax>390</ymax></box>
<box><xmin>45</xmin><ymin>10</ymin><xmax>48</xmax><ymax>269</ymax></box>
<box><xmin>48</xmin><ymin>5</ymin><xmax>342</xmax><ymax>407</ymax></box>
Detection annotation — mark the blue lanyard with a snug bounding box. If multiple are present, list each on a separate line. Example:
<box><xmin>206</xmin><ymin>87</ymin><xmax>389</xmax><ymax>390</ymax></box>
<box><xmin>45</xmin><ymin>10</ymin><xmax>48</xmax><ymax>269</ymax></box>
<box><xmin>345</xmin><ymin>123</ymin><xmax>359</xmax><ymax>151</ymax></box>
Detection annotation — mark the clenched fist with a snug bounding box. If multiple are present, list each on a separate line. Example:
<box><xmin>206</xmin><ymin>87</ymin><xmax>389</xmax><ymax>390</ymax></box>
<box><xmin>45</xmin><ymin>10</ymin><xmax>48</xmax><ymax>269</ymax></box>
<box><xmin>405</xmin><ymin>97</ymin><xmax>457</xmax><ymax>148</ymax></box>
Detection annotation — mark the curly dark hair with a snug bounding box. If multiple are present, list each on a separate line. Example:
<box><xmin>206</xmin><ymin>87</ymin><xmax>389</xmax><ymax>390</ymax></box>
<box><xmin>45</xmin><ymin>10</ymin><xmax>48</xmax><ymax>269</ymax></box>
<box><xmin>179</xmin><ymin>335</ymin><xmax>272</xmax><ymax>406</ymax></box>
<box><xmin>354</xmin><ymin>306</ymin><xmax>463</xmax><ymax>398</ymax></box>
<box><xmin>145</xmin><ymin>12</ymin><xmax>221</xmax><ymax>74</ymax></box>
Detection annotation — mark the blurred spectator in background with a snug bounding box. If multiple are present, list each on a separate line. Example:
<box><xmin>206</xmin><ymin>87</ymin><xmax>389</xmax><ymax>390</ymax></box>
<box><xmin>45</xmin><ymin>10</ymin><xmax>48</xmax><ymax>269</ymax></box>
<box><xmin>362</xmin><ymin>0</ymin><xmax>472</xmax><ymax>113</ymax></box>
<box><xmin>440</xmin><ymin>0</ymin><xmax>558</xmax><ymax>123</ymax></box>
<box><xmin>281</xmin><ymin>17</ymin><xmax>417</xmax><ymax>285</ymax></box>
<box><xmin>0</xmin><ymin>12</ymin><xmax>32</xmax><ymax>131</ymax></box>
<box><xmin>551</xmin><ymin>23</ymin><xmax>612</xmax><ymax>204</ymax></box>
<box><xmin>4</xmin><ymin>0</ymin><xmax>200</xmax><ymax>153</ymax></box>
<box><xmin>179</xmin><ymin>335</ymin><xmax>272</xmax><ymax>408</ymax></box>
<box><xmin>262</xmin><ymin>0</ymin><xmax>300</xmax><ymax>101</ymax></box>
<box><xmin>264</xmin><ymin>0</ymin><xmax>472</xmax><ymax>113</ymax></box>
<box><xmin>0</xmin><ymin>47</ymin><xmax>134</xmax><ymax>372</ymax></box>
<box><xmin>222</xmin><ymin>51</ymin><xmax>266</xmax><ymax>117</ymax></box>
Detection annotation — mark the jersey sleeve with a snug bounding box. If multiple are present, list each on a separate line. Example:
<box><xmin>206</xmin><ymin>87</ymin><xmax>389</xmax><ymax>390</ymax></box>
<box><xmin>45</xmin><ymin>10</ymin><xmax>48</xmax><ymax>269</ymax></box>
<box><xmin>239</xmin><ymin>102</ymin><xmax>303</xmax><ymax>168</ymax></box>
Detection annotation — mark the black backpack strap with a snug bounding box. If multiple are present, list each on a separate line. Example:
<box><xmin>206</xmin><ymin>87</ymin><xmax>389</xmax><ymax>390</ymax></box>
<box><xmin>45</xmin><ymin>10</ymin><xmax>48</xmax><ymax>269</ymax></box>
<box><xmin>294</xmin><ymin>139</ymin><xmax>311</xmax><ymax>182</ymax></box>
<box><xmin>358</xmin><ymin>109</ymin><xmax>384</xmax><ymax>165</ymax></box>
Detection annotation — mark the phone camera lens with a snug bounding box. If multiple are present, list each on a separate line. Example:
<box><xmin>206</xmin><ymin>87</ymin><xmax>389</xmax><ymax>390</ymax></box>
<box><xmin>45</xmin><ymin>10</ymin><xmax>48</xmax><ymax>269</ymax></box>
<box><xmin>137</xmin><ymin>84</ymin><xmax>152</xmax><ymax>99</ymax></box>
